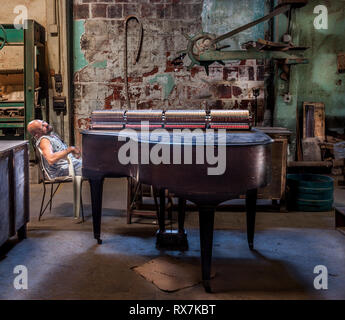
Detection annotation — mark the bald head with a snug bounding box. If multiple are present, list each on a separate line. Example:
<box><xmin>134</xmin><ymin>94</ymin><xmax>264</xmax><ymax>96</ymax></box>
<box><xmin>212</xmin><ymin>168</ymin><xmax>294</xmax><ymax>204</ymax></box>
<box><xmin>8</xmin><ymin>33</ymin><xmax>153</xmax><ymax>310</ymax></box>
<box><xmin>27</xmin><ymin>120</ymin><xmax>53</xmax><ymax>139</ymax></box>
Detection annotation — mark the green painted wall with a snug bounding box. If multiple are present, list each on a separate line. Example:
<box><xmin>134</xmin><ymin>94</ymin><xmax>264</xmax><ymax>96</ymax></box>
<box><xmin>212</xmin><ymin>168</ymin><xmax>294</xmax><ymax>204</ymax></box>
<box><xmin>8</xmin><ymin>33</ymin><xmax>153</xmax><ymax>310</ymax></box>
<box><xmin>274</xmin><ymin>0</ymin><xmax>345</xmax><ymax>159</ymax></box>
<box><xmin>202</xmin><ymin>0</ymin><xmax>269</xmax><ymax>49</ymax></box>
<box><xmin>73</xmin><ymin>20</ymin><xmax>88</xmax><ymax>73</ymax></box>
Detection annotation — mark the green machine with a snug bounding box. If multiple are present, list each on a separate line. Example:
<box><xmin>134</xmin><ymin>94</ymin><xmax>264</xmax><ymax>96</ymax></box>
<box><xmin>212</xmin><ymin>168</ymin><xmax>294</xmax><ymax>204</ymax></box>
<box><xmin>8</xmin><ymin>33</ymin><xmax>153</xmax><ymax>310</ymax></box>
<box><xmin>175</xmin><ymin>1</ymin><xmax>309</xmax><ymax>75</ymax></box>
<box><xmin>0</xmin><ymin>20</ymin><xmax>48</xmax><ymax>142</ymax></box>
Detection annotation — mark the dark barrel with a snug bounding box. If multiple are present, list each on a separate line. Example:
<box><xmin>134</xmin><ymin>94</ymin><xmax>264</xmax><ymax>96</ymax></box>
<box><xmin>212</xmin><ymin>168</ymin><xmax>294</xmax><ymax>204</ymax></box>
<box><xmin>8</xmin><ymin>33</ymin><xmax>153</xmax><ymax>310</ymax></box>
<box><xmin>287</xmin><ymin>174</ymin><xmax>334</xmax><ymax>212</ymax></box>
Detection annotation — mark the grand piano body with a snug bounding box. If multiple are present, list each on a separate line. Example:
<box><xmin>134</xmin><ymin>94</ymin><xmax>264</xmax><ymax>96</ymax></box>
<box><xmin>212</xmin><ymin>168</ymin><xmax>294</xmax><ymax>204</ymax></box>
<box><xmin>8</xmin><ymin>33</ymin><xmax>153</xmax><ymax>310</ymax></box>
<box><xmin>82</xmin><ymin>110</ymin><xmax>273</xmax><ymax>292</ymax></box>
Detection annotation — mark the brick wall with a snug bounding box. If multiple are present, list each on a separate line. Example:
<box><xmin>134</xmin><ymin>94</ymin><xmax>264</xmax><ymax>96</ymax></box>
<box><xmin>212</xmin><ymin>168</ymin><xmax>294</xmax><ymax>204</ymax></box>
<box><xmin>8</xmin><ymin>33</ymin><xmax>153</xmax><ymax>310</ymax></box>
<box><xmin>73</xmin><ymin>0</ymin><xmax>267</xmax><ymax>143</ymax></box>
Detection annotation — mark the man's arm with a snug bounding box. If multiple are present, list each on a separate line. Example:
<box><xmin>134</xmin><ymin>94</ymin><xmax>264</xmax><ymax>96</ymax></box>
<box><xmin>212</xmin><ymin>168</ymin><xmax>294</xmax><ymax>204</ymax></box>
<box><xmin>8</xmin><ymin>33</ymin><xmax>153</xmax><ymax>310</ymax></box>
<box><xmin>39</xmin><ymin>138</ymin><xmax>80</xmax><ymax>166</ymax></box>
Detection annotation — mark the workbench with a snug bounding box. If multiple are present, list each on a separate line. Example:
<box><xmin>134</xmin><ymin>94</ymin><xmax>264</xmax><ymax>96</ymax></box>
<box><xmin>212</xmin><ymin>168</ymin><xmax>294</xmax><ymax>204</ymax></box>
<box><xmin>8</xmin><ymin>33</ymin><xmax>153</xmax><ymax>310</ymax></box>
<box><xmin>0</xmin><ymin>141</ymin><xmax>29</xmax><ymax>247</ymax></box>
<box><xmin>256</xmin><ymin>127</ymin><xmax>291</xmax><ymax>211</ymax></box>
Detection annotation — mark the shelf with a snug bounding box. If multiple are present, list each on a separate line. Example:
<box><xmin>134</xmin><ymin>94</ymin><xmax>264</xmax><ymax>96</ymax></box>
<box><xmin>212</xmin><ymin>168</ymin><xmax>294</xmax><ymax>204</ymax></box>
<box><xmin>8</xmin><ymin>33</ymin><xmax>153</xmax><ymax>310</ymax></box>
<box><xmin>0</xmin><ymin>69</ymin><xmax>24</xmax><ymax>74</ymax></box>
<box><xmin>0</xmin><ymin>20</ymin><xmax>47</xmax><ymax>146</ymax></box>
<box><xmin>0</xmin><ymin>102</ymin><xmax>24</xmax><ymax>107</ymax></box>
<box><xmin>0</xmin><ymin>118</ymin><xmax>24</xmax><ymax>122</ymax></box>
<box><xmin>0</xmin><ymin>123</ymin><xmax>24</xmax><ymax>128</ymax></box>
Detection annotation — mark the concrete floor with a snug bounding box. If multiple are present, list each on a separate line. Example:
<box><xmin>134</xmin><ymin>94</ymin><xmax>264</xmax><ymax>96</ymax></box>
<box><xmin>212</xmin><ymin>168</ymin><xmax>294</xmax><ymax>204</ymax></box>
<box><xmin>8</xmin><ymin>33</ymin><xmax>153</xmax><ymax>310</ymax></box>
<box><xmin>0</xmin><ymin>178</ymin><xmax>345</xmax><ymax>300</ymax></box>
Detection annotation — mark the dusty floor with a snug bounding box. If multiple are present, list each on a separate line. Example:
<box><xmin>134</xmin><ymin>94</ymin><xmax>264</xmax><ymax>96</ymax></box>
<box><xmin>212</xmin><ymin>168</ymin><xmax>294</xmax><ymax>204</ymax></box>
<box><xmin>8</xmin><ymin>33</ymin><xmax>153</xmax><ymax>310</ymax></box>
<box><xmin>0</xmin><ymin>178</ymin><xmax>344</xmax><ymax>300</ymax></box>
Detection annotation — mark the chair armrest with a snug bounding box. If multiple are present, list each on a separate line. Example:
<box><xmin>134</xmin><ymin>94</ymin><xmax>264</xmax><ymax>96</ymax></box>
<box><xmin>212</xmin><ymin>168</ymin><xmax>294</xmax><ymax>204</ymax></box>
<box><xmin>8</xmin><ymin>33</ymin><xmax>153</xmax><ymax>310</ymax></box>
<box><xmin>67</xmin><ymin>155</ymin><xmax>75</xmax><ymax>178</ymax></box>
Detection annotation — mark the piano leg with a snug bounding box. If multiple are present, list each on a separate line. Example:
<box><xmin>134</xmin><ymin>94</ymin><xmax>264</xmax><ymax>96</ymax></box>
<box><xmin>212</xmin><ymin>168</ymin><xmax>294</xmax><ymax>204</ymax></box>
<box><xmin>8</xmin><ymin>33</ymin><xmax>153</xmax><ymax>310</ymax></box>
<box><xmin>177</xmin><ymin>197</ymin><xmax>188</xmax><ymax>250</ymax></box>
<box><xmin>199</xmin><ymin>206</ymin><xmax>215</xmax><ymax>293</ymax></box>
<box><xmin>245</xmin><ymin>188</ymin><xmax>257</xmax><ymax>250</ymax></box>
<box><xmin>178</xmin><ymin>198</ymin><xmax>186</xmax><ymax>233</ymax></box>
<box><xmin>89</xmin><ymin>177</ymin><xmax>104</xmax><ymax>244</ymax></box>
<box><xmin>156</xmin><ymin>188</ymin><xmax>166</xmax><ymax>248</ymax></box>
<box><xmin>17</xmin><ymin>224</ymin><xmax>27</xmax><ymax>241</ymax></box>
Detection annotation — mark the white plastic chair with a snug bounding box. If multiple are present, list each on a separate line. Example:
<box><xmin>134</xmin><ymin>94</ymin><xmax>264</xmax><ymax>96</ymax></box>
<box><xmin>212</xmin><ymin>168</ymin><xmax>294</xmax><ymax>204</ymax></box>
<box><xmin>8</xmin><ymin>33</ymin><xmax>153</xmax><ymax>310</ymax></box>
<box><xmin>33</xmin><ymin>140</ymin><xmax>84</xmax><ymax>221</ymax></box>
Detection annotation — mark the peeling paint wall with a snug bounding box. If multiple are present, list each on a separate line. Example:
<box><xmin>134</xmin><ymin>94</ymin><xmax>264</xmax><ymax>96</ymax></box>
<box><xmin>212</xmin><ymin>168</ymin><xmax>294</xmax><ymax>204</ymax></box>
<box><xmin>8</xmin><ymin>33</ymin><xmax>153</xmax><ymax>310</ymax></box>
<box><xmin>274</xmin><ymin>0</ymin><xmax>345</xmax><ymax>159</ymax></box>
<box><xmin>73</xmin><ymin>0</ymin><xmax>270</xmax><ymax>144</ymax></box>
<box><xmin>202</xmin><ymin>0</ymin><xmax>266</xmax><ymax>49</ymax></box>
<box><xmin>73</xmin><ymin>20</ymin><xmax>89</xmax><ymax>73</ymax></box>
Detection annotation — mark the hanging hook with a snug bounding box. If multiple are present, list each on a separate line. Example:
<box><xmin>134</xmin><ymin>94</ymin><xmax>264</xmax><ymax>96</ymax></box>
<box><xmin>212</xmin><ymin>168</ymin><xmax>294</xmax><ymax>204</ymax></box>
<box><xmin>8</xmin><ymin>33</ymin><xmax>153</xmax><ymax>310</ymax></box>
<box><xmin>124</xmin><ymin>15</ymin><xmax>143</xmax><ymax>109</ymax></box>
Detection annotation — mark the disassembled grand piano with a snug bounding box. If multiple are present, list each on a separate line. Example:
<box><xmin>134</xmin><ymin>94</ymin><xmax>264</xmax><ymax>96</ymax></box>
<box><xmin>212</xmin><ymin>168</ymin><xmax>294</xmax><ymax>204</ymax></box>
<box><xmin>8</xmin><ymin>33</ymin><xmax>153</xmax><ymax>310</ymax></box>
<box><xmin>80</xmin><ymin>0</ymin><xmax>315</xmax><ymax>293</ymax></box>
<box><xmin>82</xmin><ymin>109</ymin><xmax>273</xmax><ymax>292</ymax></box>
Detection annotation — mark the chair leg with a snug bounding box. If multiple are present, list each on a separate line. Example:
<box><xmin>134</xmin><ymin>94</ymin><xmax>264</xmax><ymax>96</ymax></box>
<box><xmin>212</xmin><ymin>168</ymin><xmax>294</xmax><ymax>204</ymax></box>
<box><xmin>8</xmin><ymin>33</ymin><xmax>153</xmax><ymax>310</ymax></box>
<box><xmin>81</xmin><ymin>179</ymin><xmax>85</xmax><ymax>222</ymax></box>
<box><xmin>38</xmin><ymin>183</ymin><xmax>47</xmax><ymax>221</ymax></box>
<box><xmin>49</xmin><ymin>184</ymin><xmax>53</xmax><ymax>212</ymax></box>
<box><xmin>39</xmin><ymin>183</ymin><xmax>61</xmax><ymax>221</ymax></box>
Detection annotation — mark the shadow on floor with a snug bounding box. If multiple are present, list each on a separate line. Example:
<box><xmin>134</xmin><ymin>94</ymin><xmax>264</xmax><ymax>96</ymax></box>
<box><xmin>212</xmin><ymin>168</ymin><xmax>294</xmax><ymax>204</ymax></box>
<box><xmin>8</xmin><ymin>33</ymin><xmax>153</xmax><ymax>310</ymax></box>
<box><xmin>0</xmin><ymin>238</ymin><xmax>21</xmax><ymax>262</ymax></box>
<box><xmin>211</xmin><ymin>250</ymin><xmax>309</xmax><ymax>294</ymax></box>
<box><xmin>16</xmin><ymin>245</ymin><xmax>310</xmax><ymax>298</ymax></box>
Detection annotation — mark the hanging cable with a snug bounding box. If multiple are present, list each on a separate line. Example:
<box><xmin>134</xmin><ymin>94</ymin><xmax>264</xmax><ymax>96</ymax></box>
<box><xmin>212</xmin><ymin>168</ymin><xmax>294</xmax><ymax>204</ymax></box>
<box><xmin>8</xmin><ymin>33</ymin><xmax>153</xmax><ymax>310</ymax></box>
<box><xmin>124</xmin><ymin>15</ymin><xmax>143</xmax><ymax>110</ymax></box>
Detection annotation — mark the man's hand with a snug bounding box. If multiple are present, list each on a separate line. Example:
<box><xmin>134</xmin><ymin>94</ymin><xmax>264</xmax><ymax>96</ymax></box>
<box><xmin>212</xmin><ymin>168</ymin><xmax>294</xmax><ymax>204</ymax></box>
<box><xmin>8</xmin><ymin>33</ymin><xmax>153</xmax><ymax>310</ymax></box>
<box><xmin>69</xmin><ymin>146</ymin><xmax>81</xmax><ymax>159</ymax></box>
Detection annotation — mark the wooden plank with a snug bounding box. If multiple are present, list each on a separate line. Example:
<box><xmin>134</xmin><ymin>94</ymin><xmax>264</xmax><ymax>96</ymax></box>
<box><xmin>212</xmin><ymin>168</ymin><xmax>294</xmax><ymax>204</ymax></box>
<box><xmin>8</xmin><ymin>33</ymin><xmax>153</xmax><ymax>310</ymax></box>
<box><xmin>0</xmin><ymin>72</ymin><xmax>39</xmax><ymax>86</ymax></box>
<box><xmin>302</xmin><ymin>137</ymin><xmax>322</xmax><ymax>161</ymax></box>
<box><xmin>296</xmin><ymin>104</ymin><xmax>303</xmax><ymax>161</ymax></box>
<box><xmin>337</xmin><ymin>53</ymin><xmax>345</xmax><ymax>73</ymax></box>
<box><xmin>0</xmin><ymin>46</ymin><xmax>24</xmax><ymax>70</ymax></box>
<box><xmin>131</xmin><ymin>210</ymin><xmax>157</xmax><ymax>217</ymax></box>
<box><xmin>303</xmin><ymin>102</ymin><xmax>325</xmax><ymax>141</ymax></box>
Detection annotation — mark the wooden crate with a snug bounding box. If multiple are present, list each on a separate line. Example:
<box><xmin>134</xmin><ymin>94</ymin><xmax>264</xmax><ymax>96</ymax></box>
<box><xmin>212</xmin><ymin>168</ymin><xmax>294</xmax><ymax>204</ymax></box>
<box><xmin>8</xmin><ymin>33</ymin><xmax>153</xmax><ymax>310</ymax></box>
<box><xmin>256</xmin><ymin>127</ymin><xmax>291</xmax><ymax>210</ymax></box>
